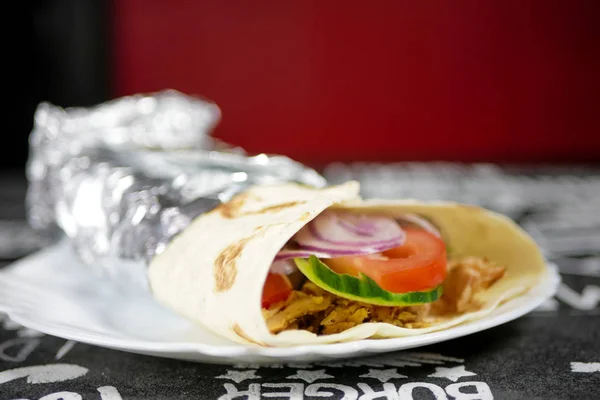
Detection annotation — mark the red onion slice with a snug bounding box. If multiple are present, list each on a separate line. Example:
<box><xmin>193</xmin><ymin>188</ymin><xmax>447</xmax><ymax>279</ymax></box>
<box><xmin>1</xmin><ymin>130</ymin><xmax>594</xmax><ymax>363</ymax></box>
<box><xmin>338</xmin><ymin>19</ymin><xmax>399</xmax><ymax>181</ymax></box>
<box><xmin>274</xmin><ymin>211</ymin><xmax>405</xmax><ymax>260</ymax></box>
<box><xmin>397</xmin><ymin>214</ymin><xmax>441</xmax><ymax>237</ymax></box>
<box><xmin>274</xmin><ymin>249</ymin><xmax>331</xmax><ymax>261</ymax></box>
<box><xmin>298</xmin><ymin>211</ymin><xmax>405</xmax><ymax>247</ymax></box>
<box><xmin>273</xmin><ymin>212</ymin><xmax>441</xmax><ymax>262</ymax></box>
<box><xmin>269</xmin><ymin>259</ymin><xmax>298</xmax><ymax>274</ymax></box>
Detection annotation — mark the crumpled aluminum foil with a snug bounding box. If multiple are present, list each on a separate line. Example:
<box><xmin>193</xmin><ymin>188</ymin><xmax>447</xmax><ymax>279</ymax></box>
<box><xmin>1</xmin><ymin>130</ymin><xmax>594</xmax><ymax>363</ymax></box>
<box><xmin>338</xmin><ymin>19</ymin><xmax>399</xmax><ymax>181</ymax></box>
<box><xmin>26</xmin><ymin>90</ymin><xmax>327</xmax><ymax>283</ymax></box>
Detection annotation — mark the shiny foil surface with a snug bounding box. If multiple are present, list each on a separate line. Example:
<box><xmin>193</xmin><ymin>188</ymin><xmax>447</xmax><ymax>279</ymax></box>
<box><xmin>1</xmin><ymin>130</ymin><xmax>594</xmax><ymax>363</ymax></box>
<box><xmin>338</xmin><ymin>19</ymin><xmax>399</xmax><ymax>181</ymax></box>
<box><xmin>25</xmin><ymin>91</ymin><xmax>326</xmax><ymax>284</ymax></box>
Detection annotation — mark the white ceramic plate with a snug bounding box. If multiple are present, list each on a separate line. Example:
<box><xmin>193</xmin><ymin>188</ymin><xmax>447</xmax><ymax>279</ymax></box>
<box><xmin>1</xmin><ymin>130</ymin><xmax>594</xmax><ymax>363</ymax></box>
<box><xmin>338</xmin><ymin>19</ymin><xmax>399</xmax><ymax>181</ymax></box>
<box><xmin>0</xmin><ymin>241</ymin><xmax>560</xmax><ymax>364</ymax></box>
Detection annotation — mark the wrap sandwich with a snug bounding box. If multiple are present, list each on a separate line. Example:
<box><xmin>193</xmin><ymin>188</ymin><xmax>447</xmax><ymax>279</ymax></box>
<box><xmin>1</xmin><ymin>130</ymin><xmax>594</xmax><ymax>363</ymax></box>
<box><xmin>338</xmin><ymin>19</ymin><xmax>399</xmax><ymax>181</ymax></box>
<box><xmin>149</xmin><ymin>181</ymin><xmax>546</xmax><ymax>346</ymax></box>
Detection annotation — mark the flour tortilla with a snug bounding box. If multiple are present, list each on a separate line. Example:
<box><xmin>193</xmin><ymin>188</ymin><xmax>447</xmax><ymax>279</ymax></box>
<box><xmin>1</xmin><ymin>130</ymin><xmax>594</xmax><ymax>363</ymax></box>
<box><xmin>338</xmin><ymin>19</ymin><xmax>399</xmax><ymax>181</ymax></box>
<box><xmin>148</xmin><ymin>182</ymin><xmax>546</xmax><ymax>346</ymax></box>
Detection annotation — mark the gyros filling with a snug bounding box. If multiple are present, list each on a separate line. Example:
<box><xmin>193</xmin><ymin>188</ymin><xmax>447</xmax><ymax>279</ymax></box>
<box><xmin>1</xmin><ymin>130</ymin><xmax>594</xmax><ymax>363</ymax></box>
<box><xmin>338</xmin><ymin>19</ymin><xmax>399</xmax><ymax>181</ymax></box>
<box><xmin>261</xmin><ymin>211</ymin><xmax>506</xmax><ymax>335</ymax></box>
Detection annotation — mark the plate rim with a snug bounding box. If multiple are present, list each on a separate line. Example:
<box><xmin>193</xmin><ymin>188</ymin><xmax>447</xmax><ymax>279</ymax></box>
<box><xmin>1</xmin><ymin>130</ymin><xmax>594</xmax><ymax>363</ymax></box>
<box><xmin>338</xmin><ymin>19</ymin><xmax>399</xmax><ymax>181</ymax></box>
<box><xmin>0</xmin><ymin>244</ymin><xmax>561</xmax><ymax>361</ymax></box>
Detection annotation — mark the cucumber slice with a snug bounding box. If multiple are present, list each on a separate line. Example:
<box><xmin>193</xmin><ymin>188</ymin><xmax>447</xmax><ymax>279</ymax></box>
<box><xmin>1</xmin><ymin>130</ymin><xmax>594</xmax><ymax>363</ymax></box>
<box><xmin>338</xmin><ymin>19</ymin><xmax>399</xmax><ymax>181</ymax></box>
<box><xmin>294</xmin><ymin>256</ymin><xmax>443</xmax><ymax>307</ymax></box>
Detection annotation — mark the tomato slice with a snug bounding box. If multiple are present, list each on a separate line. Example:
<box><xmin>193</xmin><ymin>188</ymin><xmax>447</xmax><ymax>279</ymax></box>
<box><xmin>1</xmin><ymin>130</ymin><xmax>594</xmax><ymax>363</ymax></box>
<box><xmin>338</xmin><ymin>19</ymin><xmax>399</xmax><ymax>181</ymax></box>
<box><xmin>324</xmin><ymin>228</ymin><xmax>447</xmax><ymax>293</ymax></box>
<box><xmin>262</xmin><ymin>272</ymin><xmax>293</xmax><ymax>308</ymax></box>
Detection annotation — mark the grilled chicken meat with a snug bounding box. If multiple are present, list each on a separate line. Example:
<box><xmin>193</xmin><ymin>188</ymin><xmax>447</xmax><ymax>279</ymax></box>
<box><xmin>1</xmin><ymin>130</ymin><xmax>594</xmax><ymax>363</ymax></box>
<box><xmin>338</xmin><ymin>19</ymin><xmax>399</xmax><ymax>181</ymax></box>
<box><xmin>263</xmin><ymin>256</ymin><xmax>505</xmax><ymax>335</ymax></box>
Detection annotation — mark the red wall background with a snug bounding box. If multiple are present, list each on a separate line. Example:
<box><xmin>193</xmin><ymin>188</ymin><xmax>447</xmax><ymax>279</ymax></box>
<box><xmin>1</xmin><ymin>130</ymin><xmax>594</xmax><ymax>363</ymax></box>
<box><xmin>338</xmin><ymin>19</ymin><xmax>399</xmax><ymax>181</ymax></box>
<box><xmin>113</xmin><ymin>1</ymin><xmax>600</xmax><ymax>164</ymax></box>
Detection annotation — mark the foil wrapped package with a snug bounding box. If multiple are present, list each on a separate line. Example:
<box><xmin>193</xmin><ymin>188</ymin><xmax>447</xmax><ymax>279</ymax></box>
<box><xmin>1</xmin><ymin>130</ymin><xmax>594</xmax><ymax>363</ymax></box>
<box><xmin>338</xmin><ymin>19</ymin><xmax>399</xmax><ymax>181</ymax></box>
<box><xmin>26</xmin><ymin>90</ymin><xmax>327</xmax><ymax>286</ymax></box>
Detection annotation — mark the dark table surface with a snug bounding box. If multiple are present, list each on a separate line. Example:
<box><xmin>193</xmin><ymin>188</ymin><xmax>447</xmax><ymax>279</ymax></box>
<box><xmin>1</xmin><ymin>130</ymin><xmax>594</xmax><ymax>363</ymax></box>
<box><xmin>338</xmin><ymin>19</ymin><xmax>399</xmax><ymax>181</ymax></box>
<box><xmin>1</xmin><ymin>165</ymin><xmax>599</xmax><ymax>400</ymax></box>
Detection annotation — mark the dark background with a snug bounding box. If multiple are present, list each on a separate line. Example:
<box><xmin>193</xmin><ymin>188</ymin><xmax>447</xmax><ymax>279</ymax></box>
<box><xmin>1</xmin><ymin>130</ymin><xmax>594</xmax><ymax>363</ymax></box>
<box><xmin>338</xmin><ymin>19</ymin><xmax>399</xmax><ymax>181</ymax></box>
<box><xmin>8</xmin><ymin>0</ymin><xmax>600</xmax><ymax>171</ymax></box>
<box><xmin>8</xmin><ymin>1</ymin><xmax>109</xmax><ymax>169</ymax></box>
